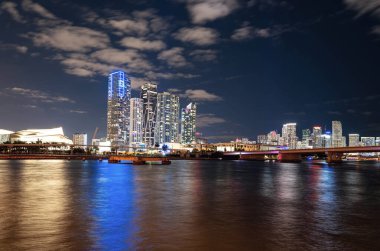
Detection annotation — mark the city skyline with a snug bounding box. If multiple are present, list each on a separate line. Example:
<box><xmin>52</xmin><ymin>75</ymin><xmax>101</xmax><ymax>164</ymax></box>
<box><xmin>0</xmin><ymin>0</ymin><xmax>380</xmax><ymax>141</ymax></box>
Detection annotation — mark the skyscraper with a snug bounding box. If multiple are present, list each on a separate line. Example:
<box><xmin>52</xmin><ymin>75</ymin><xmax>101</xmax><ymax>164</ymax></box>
<box><xmin>281</xmin><ymin>123</ymin><xmax>297</xmax><ymax>149</ymax></box>
<box><xmin>312</xmin><ymin>126</ymin><xmax>322</xmax><ymax>148</ymax></box>
<box><xmin>332</xmin><ymin>121</ymin><xmax>343</xmax><ymax>147</ymax></box>
<box><xmin>155</xmin><ymin>92</ymin><xmax>180</xmax><ymax>144</ymax></box>
<box><xmin>140</xmin><ymin>83</ymin><xmax>158</xmax><ymax>148</ymax></box>
<box><xmin>181</xmin><ymin>103</ymin><xmax>197</xmax><ymax>145</ymax></box>
<box><xmin>107</xmin><ymin>70</ymin><xmax>131</xmax><ymax>147</ymax></box>
<box><xmin>361</xmin><ymin>137</ymin><xmax>376</xmax><ymax>146</ymax></box>
<box><xmin>129</xmin><ymin>98</ymin><xmax>143</xmax><ymax>148</ymax></box>
<box><xmin>302</xmin><ymin>129</ymin><xmax>311</xmax><ymax>148</ymax></box>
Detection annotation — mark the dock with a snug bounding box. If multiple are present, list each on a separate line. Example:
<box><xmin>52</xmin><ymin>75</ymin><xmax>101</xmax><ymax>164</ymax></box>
<box><xmin>108</xmin><ymin>155</ymin><xmax>171</xmax><ymax>165</ymax></box>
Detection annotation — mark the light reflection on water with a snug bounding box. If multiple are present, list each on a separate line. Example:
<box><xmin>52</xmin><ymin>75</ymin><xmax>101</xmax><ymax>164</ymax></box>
<box><xmin>1</xmin><ymin>160</ymin><xmax>380</xmax><ymax>250</ymax></box>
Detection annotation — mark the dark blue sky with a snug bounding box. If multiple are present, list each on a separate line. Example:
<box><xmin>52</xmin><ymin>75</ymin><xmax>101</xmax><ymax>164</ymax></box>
<box><xmin>0</xmin><ymin>0</ymin><xmax>379</xmax><ymax>141</ymax></box>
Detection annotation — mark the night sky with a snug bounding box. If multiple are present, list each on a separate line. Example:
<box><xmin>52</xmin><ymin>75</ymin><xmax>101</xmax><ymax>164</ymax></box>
<box><xmin>0</xmin><ymin>0</ymin><xmax>379</xmax><ymax>141</ymax></box>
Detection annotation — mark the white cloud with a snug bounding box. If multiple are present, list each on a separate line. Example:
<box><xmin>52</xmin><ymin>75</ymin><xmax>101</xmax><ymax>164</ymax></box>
<box><xmin>186</xmin><ymin>0</ymin><xmax>240</xmax><ymax>24</ymax></box>
<box><xmin>146</xmin><ymin>71</ymin><xmax>199</xmax><ymax>80</ymax></box>
<box><xmin>69</xmin><ymin>110</ymin><xmax>87</xmax><ymax>114</ymax></box>
<box><xmin>1</xmin><ymin>1</ymin><xmax>24</xmax><ymax>23</ymax></box>
<box><xmin>108</xmin><ymin>19</ymin><xmax>149</xmax><ymax>35</ymax></box>
<box><xmin>0</xmin><ymin>43</ymin><xmax>28</xmax><ymax>54</ymax></box>
<box><xmin>21</xmin><ymin>0</ymin><xmax>56</xmax><ymax>19</ymax></box>
<box><xmin>157</xmin><ymin>47</ymin><xmax>189</xmax><ymax>67</ymax></box>
<box><xmin>197</xmin><ymin>113</ymin><xmax>226</xmax><ymax>127</ymax></box>
<box><xmin>189</xmin><ymin>49</ymin><xmax>218</xmax><ymax>61</ymax></box>
<box><xmin>6</xmin><ymin>87</ymin><xmax>75</xmax><ymax>103</ymax></box>
<box><xmin>184</xmin><ymin>89</ymin><xmax>222</xmax><ymax>101</ymax></box>
<box><xmin>231</xmin><ymin>22</ymin><xmax>273</xmax><ymax>41</ymax></box>
<box><xmin>120</xmin><ymin>37</ymin><xmax>166</xmax><ymax>51</ymax></box>
<box><xmin>30</xmin><ymin>25</ymin><xmax>110</xmax><ymax>52</ymax></box>
<box><xmin>344</xmin><ymin>0</ymin><xmax>380</xmax><ymax>18</ymax></box>
<box><xmin>91</xmin><ymin>48</ymin><xmax>152</xmax><ymax>71</ymax></box>
<box><xmin>174</xmin><ymin>26</ymin><xmax>219</xmax><ymax>46</ymax></box>
<box><xmin>231</xmin><ymin>26</ymin><xmax>254</xmax><ymax>40</ymax></box>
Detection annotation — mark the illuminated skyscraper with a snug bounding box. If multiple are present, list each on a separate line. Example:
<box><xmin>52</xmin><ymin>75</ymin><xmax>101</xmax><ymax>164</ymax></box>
<box><xmin>267</xmin><ymin>131</ymin><xmax>280</xmax><ymax>145</ymax></box>
<box><xmin>349</xmin><ymin>134</ymin><xmax>360</xmax><ymax>147</ymax></box>
<box><xmin>281</xmin><ymin>123</ymin><xmax>297</xmax><ymax>149</ymax></box>
<box><xmin>140</xmin><ymin>83</ymin><xmax>158</xmax><ymax>147</ymax></box>
<box><xmin>312</xmin><ymin>126</ymin><xmax>322</xmax><ymax>148</ymax></box>
<box><xmin>332</xmin><ymin>121</ymin><xmax>343</xmax><ymax>147</ymax></box>
<box><xmin>155</xmin><ymin>92</ymin><xmax>180</xmax><ymax>144</ymax></box>
<box><xmin>302</xmin><ymin>129</ymin><xmax>312</xmax><ymax>148</ymax></box>
<box><xmin>129</xmin><ymin>98</ymin><xmax>143</xmax><ymax>148</ymax></box>
<box><xmin>181</xmin><ymin>103</ymin><xmax>197</xmax><ymax>145</ymax></box>
<box><xmin>107</xmin><ymin>70</ymin><xmax>131</xmax><ymax>146</ymax></box>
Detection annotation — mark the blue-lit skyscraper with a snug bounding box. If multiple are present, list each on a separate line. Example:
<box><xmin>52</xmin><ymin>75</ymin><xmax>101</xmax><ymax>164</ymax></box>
<box><xmin>107</xmin><ymin>70</ymin><xmax>131</xmax><ymax>147</ymax></box>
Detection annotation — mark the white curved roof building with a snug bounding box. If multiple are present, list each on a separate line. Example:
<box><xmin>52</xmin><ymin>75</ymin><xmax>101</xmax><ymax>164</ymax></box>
<box><xmin>11</xmin><ymin>127</ymin><xmax>73</xmax><ymax>144</ymax></box>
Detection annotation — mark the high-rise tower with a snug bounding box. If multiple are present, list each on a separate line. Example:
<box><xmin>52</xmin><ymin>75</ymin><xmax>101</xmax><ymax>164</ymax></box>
<box><xmin>155</xmin><ymin>92</ymin><xmax>180</xmax><ymax>144</ymax></box>
<box><xmin>107</xmin><ymin>70</ymin><xmax>131</xmax><ymax>147</ymax></box>
<box><xmin>332</xmin><ymin>121</ymin><xmax>343</xmax><ymax>147</ymax></box>
<box><xmin>140</xmin><ymin>83</ymin><xmax>158</xmax><ymax>148</ymax></box>
<box><xmin>129</xmin><ymin>98</ymin><xmax>143</xmax><ymax>148</ymax></box>
<box><xmin>181</xmin><ymin>103</ymin><xmax>197</xmax><ymax>145</ymax></box>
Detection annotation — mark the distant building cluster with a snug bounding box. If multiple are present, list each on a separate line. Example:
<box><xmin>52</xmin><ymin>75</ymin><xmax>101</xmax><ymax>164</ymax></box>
<box><xmin>106</xmin><ymin>70</ymin><xmax>197</xmax><ymax>149</ymax></box>
<box><xmin>256</xmin><ymin>121</ymin><xmax>380</xmax><ymax>149</ymax></box>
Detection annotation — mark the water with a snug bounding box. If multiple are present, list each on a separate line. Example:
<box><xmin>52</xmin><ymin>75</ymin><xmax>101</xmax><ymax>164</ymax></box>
<box><xmin>1</xmin><ymin>160</ymin><xmax>380</xmax><ymax>250</ymax></box>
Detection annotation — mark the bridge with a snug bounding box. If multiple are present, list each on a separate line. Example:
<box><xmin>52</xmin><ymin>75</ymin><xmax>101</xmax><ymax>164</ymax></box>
<box><xmin>223</xmin><ymin>146</ymin><xmax>380</xmax><ymax>163</ymax></box>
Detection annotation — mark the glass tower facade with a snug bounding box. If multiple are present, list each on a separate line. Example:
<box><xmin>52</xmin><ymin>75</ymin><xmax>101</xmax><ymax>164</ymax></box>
<box><xmin>140</xmin><ymin>83</ymin><xmax>158</xmax><ymax>148</ymax></box>
<box><xmin>129</xmin><ymin>98</ymin><xmax>143</xmax><ymax>148</ymax></box>
<box><xmin>155</xmin><ymin>92</ymin><xmax>180</xmax><ymax>144</ymax></box>
<box><xmin>181</xmin><ymin>103</ymin><xmax>197</xmax><ymax>145</ymax></box>
<box><xmin>107</xmin><ymin>70</ymin><xmax>131</xmax><ymax>147</ymax></box>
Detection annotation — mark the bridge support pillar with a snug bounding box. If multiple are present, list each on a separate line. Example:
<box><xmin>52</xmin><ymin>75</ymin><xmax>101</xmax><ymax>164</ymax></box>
<box><xmin>278</xmin><ymin>153</ymin><xmax>302</xmax><ymax>163</ymax></box>
<box><xmin>326</xmin><ymin>152</ymin><xmax>343</xmax><ymax>163</ymax></box>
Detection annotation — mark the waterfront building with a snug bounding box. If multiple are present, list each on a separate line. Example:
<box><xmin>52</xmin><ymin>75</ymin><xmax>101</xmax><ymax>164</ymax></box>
<box><xmin>181</xmin><ymin>103</ymin><xmax>197</xmax><ymax>145</ymax></box>
<box><xmin>73</xmin><ymin>133</ymin><xmax>87</xmax><ymax>148</ymax></box>
<box><xmin>267</xmin><ymin>131</ymin><xmax>280</xmax><ymax>145</ymax></box>
<box><xmin>0</xmin><ymin>129</ymin><xmax>13</xmax><ymax>143</ymax></box>
<box><xmin>140</xmin><ymin>83</ymin><xmax>158</xmax><ymax>148</ymax></box>
<box><xmin>332</xmin><ymin>121</ymin><xmax>343</xmax><ymax>147</ymax></box>
<box><xmin>155</xmin><ymin>92</ymin><xmax>180</xmax><ymax>144</ymax></box>
<box><xmin>312</xmin><ymin>126</ymin><xmax>322</xmax><ymax>148</ymax></box>
<box><xmin>361</xmin><ymin>137</ymin><xmax>376</xmax><ymax>146</ymax></box>
<box><xmin>342</xmin><ymin>136</ymin><xmax>347</xmax><ymax>147</ymax></box>
<box><xmin>129</xmin><ymin>98</ymin><xmax>144</xmax><ymax>148</ymax></box>
<box><xmin>281</xmin><ymin>123</ymin><xmax>297</xmax><ymax>149</ymax></box>
<box><xmin>302</xmin><ymin>129</ymin><xmax>312</xmax><ymax>148</ymax></box>
<box><xmin>257</xmin><ymin>135</ymin><xmax>268</xmax><ymax>144</ymax></box>
<box><xmin>107</xmin><ymin>70</ymin><xmax>131</xmax><ymax>147</ymax></box>
<box><xmin>10</xmin><ymin>127</ymin><xmax>73</xmax><ymax>144</ymax></box>
<box><xmin>376</xmin><ymin>137</ymin><xmax>380</xmax><ymax>146</ymax></box>
<box><xmin>321</xmin><ymin>133</ymin><xmax>331</xmax><ymax>148</ymax></box>
<box><xmin>349</xmin><ymin>134</ymin><xmax>360</xmax><ymax>147</ymax></box>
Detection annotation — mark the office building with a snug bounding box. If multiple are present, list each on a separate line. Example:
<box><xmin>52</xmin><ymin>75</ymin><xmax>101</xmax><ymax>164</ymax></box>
<box><xmin>281</xmin><ymin>123</ymin><xmax>297</xmax><ymax>149</ymax></box>
<box><xmin>312</xmin><ymin>126</ymin><xmax>322</xmax><ymax>148</ymax></box>
<box><xmin>361</xmin><ymin>137</ymin><xmax>376</xmax><ymax>146</ymax></box>
<box><xmin>302</xmin><ymin>129</ymin><xmax>312</xmax><ymax>148</ymax></box>
<box><xmin>140</xmin><ymin>83</ymin><xmax>158</xmax><ymax>147</ymax></box>
<box><xmin>267</xmin><ymin>131</ymin><xmax>280</xmax><ymax>145</ymax></box>
<box><xmin>73</xmin><ymin>133</ymin><xmax>87</xmax><ymax>148</ymax></box>
<box><xmin>129</xmin><ymin>98</ymin><xmax>144</xmax><ymax>148</ymax></box>
<box><xmin>332</xmin><ymin>121</ymin><xmax>343</xmax><ymax>147</ymax></box>
<box><xmin>155</xmin><ymin>92</ymin><xmax>180</xmax><ymax>144</ymax></box>
<box><xmin>181</xmin><ymin>103</ymin><xmax>197</xmax><ymax>145</ymax></box>
<box><xmin>257</xmin><ymin>135</ymin><xmax>268</xmax><ymax>144</ymax></box>
<box><xmin>321</xmin><ymin>133</ymin><xmax>331</xmax><ymax>148</ymax></box>
<box><xmin>349</xmin><ymin>134</ymin><xmax>360</xmax><ymax>147</ymax></box>
<box><xmin>107</xmin><ymin>70</ymin><xmax>131</xmax><ymax>147</ymax></box>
